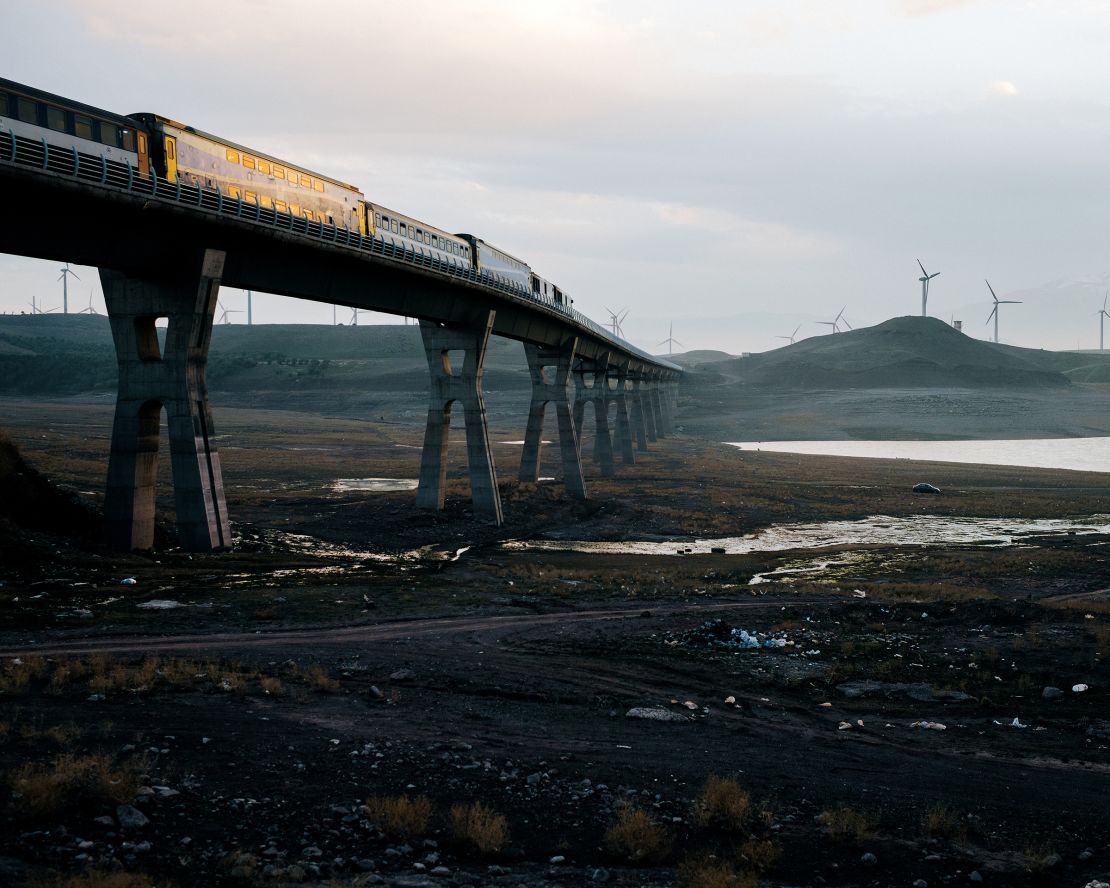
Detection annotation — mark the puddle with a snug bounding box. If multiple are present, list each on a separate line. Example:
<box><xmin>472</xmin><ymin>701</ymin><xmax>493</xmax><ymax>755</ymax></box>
<box><xmin>498</xmin><ymin>440</ymin><xmax>551</xmax><ymax>445</ymax></box>
<box><xmin>502</xmin><ymin>514</ymin><xmax>1110</xmax><ymax>557</ymax></box>
<box><xmin>332</xmin><ymin>478</ymin><xmax>419</xmax><ymax>493</ymax></box>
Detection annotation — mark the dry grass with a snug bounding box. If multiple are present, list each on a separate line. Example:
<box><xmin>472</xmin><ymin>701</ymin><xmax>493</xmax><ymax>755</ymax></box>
<box><xmin>738</xmin><ymin>838</ymin><xmax>781</xmax><ymax>872</ymax></box>
<box><xmin>364</xmin><ymin>794</ymin><xmax>434</xmax><ymax>839</ymax></box>
<box><xmin>9</xmin><ymin>753</ymin><xmax>142</xmax><ymax>818</ymax></box>
<box><xmin>450</xmin><ymin>801</ymin><xmax>509</xmax><ymax>855</ymax></box>
<box><xmin>818</xmin><ymin>807</ymin><xmax>877</xmax><ymax>843</ymax></box>
<box><xmin>19</xmin><ymin>722</ymin><xmax>82</xmax><ymax>748</ymax></box>
<box><xmin>677</xmin><ymin>856</ymin><xmax>758</xmax><ymax>888</ymax></box>
<box><xmin>605</xmin><ymin>804</ymin><xmax>671</xmax><ymax>863</ymax></box>
<box><xmin>691</xmin><ymin>775</ymin><xmax>752</xmax><ymax>834</ymax></box>
<box><xmin>0</xmin><ymin>655</ymin><xmax>47</xmax><ymax>695</ymax></box>
<box><xmin>259</xmin><ymin>676</ymin><xmax>284</xmax><ymax>696</ymax></box>
<box><xmin>28</xmin><ymin>870</ymin><xmax>159</xmax><ymax>888</ymax></box>
<box><xmin>921</xmin><ymin>804</ymin><xmax>965</xmax><ymax>840</ymax></box>
<box><xmin>298</xmin><ymin>664</ymin><xmax>339</xmax><ymax>693</ymax></box>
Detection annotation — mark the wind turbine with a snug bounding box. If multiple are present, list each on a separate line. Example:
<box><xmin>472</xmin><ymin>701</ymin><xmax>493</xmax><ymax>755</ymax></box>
<box><xmin>351</xmin><ymin>307</ymin><xmax>360</xmax><ymax>326</ymax></box>
<box><xmin>916</xmin><ymin>259</ymin><xmax>939</xmax><ymax>317</ymax></box>
<box><xmin>246</xmin><ymin>290</ymin><xmax>253</xmax><ymax>327</ymax></box>
<box><xmin>658</xmin><ymin>322</ymin><xmax>683</xmax><ymax>356</ymax></box>
<box><xmin>605</xmin><ymin>306</ymin><xmax>628</xmax><ymax>337</ymax></box>
<box><xmin>985</xmin><ymin>279</ymin><xmax>1020</xmax><ymax>344</ymax></box>
<box><xmin>817</xmin><ymin>306</ymin><xmax>851</xmax><ymax>333</ymax></box>
<box><xmin>1098</xmin><ymin>292</ymin><xmax>1109</xmax><ymax>351</ymax></box>
<box><xmin>216</xmin><ymin>303</ymin><xmax>242</xmax><ymax>325</ymax></box>
<box><xmin>776</xmin><ymin>324</ymin><xmax>802</xmax><ymax>345</ymax></box>
<box><xmin>77</xmin><ymin>288</ymin><xmax>99</xmax><ymax>315</ymax></box>
<box><xmin>58</xmin><ymin>263</ymin><xmax>80</xmax><ymax>315</ymax></box>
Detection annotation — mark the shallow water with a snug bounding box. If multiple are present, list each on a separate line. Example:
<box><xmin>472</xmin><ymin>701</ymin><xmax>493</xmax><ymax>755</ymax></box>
<box><xmin>728</xmin><ymin>437</ymin><xmax>1110</xmax><ymax>474</ymax></box>
<box><xmin>502</xmin><ymin>514</ymin><xmax>1110</xmax><ymax>556</ymax></box>
<box><xmin>332</xmin><ymin>478</ymin><xmax>419</xmax><ymax>493</ymax></box>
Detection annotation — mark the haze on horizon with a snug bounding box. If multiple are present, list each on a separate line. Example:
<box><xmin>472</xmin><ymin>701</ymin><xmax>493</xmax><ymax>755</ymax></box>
<box><xmin>3</xmin><ymin>0</ymin><xmax>1110</xmax><ymax>354</ymax></box>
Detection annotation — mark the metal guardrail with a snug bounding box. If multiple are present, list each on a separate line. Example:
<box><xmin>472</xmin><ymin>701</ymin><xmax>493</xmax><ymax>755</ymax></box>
<box><xmin>0</xmin><ymin>129</ymin><xmax>680</xmax><ymax>374</ymax></box>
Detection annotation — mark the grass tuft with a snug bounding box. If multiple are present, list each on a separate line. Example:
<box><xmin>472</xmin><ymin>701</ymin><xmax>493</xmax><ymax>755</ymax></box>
<box><xmin>692</xmin><ymin>775</ymin><xmax>752</xmax><ymax>834</ymax></box>
<box><xmin>10</xmin><ymin>753</ymin><xmax>142</xmax><ymax>818</ymax></box>
<box><xmin>605</xmin><ymin>804</ymin><xmax>671</xmax><ymax>863</ymax></box>
<box><xmin>450</xmin><ymin>800</ymin><xmax>509</xmax><ymax>855</ymax></box>
<box><xmin>364</xmin><ymin>794</ymin><xmax>434</xmax><ymax>839</ymax></box>
<box><xmin>818</xmin><ymin>806</ymin><xmax>876</xmax><ymax>843</ymax></box>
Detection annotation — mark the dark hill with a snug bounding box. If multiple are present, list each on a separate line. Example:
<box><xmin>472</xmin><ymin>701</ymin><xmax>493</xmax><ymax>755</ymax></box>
<box><xmin>716</xmin><ymin>316</ymin><xmax>1078</xmax><ymax>390</ymax></box>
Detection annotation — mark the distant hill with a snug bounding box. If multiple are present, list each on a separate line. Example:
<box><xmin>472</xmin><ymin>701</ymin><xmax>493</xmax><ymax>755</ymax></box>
<box><xmin>657</xmin><ymin>349</ymin><xmax>737</xmax><ymax>367</ymax></box>
<box><xmin>705</xmin><ymin>316</ymin><xmax>1100</xmax><ymax>390</ymax></box>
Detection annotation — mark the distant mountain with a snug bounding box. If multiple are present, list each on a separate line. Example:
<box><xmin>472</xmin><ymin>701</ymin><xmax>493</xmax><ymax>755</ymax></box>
<box><xmin>656</xmin><ymin>349</ymin><xmax>737</xmax><ymax>367</ymax></box>
<box><xmin>708</xmin><ymin>316</ymin><xmax>1105</xmax><ymax>390</ymax></box>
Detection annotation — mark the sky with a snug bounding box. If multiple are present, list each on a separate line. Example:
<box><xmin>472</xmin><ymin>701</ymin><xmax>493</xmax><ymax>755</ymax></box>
<box><xmin>4</xmin><ymin>0</ymin><xmax>1110</xmax><ymax>353</ymax></box>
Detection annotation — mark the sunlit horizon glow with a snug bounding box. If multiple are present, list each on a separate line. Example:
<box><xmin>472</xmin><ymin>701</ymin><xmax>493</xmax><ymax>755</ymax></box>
<box><xmin>4</xmin><ymin>0</ymin><xmax>1110</xmax><ymax>353</ymax></box>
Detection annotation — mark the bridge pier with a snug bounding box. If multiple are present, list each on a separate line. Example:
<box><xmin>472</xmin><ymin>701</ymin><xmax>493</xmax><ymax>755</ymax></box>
<box><xmin>612</xmin><ymin>361</ymin><xmax>635</xmax><ymax>465</ymax></box>
<box><xmin>415</xmin><ymin>313</ymin><xmax>503</xmax><ymax>525</ymax></box>
<box><xmin>100</xmin><ymin>248</ymin><xmax>231</xmax><ymax>552</ymax></box>
<box><xmin>653</xmin><ymin>372</ymin><xmax>672</xmax><ymax>436</ymax></box>
<box><xmin>572</xmin><ymin>353</ymin><xmax>615</xmax><ymax>478</ymax></box>
<box><xmin>641</xmin><ymin>374</ymin><xmax>659</xmax><ymax>442</ymax></box>
<box><xmin>518</xmin><ymin>339</ymin><xmax>586</xmax><ymax>499</ymax></box>
<box><xmin>628</xmin><ymin>373</ymin><xmax>650</xmax><ymax>452</ymax></box>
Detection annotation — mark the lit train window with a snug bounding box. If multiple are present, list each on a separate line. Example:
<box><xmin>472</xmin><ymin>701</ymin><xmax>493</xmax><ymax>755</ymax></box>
<box><xmin>73</xmin><ymin>114</ymin><xmax>93</xmax><ymax>140</ymax></box>
<box><xmin>99</xmin><ymin>122</ymin><xmax>119</xmax><ymax>147</ymax></box>
<box><xmin>16</xmin><ymin>97</ymin><xmax>37</xmax><ymax>124</ymax></box>
<box><xmin>290</xmin><ymin>204</ymin><xmax>299</xmax><ymax>215</ymax></box>
<box><xmin>226</xmin><ymin>148</ymin><xmax>240</xmax><ymax>163</ymax></box>
<box><xmin>120</xmin><ymin>129</ymin><xmax>135</xmax><ymax>151</ymax></box>
<box><xmin>314</xmin><ymin>180</ymin><xmax>324</xmax><ymax>193</ymax></box>
<box><xmin>300</xmin><ymin>174</ymin><xmax>311</xmax><ymax>187</ymax></box>
<box><xmin>260</xmin><ymin>195</ymin><xmax>273</xmax><ymax>209</ymax></box>
<box><xmin>316</xmin><ymin>211</ymin><xmax>326</xmax><ymax>223</ymax></box>
<box><xmin>303</xmin><ymin>209</ymin><xmax>313</xmax><ymax>219</ymax></box>
<box><xmin>227</xmin><ymin>185</ymin><xmax>241</xmax><ymax>199</ymax></box>
<box><xmin>273</xmin><ymin>164</ymin><xmax>284</xmax><ymax>178</ymax></box>
<box><xmin>46</xmin><ymin>106</ymin><xmax>65</xmax><ymax>132</ymax></box>
<box><xmin>258</xmin><ymin>160</ymin><xmax>271</xmax><ymax>175</ymax></box>
<box><xmin>244</xmin><ymin>191</ymin><xmax>257</xmax><ymax>204</ymax></box>
<box><xmin>243</xmin><ymin>155</ymin><xmax>256</xmax><ymax>170</ymax></box>
<box><xmin>275</xmin><ymin>200</ymin><xmax>287</xmax><ymax>213</ymax></box>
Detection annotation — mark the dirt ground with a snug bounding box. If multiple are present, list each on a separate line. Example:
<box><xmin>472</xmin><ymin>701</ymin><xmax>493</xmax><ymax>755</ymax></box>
<box><xmin>1</xmin><ymin>396</ymin><xmax>1109</xmax><ymax>887</ymax></box>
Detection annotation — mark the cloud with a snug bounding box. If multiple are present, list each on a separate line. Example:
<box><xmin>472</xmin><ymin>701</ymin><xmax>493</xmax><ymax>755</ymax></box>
<box><xmin>899</xmin><ymin>0</ymin><xmax>980</xmax><ymax>17</ymax></box>
<box><xmin>989</xmin><ymin>79</ymin><xmax>1019</xmax><ymax>97</ymax></box>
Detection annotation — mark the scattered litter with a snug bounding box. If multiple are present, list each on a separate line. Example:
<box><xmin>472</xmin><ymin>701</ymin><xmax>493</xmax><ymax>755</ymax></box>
<box><xmin>724</xmin><ymin>695</ymin><xmax>736</xmax><ymax>705</ymax></box>
<box><xmin>818</xmin><ymin>702</ymin><xmax>832</xmax><ymax>708</ymax></box>
<box><xmin>911</xmin><ymin>721</ymin><xmax>947</xmax><ymax>731</ymax></box>
<box><xmin>993</xmin><ymin>717</ymin><xmax>1028</xmax><ymax>728</ymax></box>
<box><xmin>120</xmin><ymin>577</ymin><xmax>137</xmax><ymax>585</ymax></box>
<box><xmin>615</xmin><ymin>744</ymin><xmax>632</xmax><ymax>750</ymax></box>
<box><xmin>852</xmin><ymin>589</ymin><xmax>867</xmax><ymax>598</ymax></box>
<box><xmin>838</xmin><ymin>721</ymin><xmax>853</xmax><ymax>730</ymax></box>
<box><xmin>682</xmin><ymin>700</ymin><xmax>698</xmax><ymax>710</ymax></box>
<box><xmin>690</xmin><ymin>619</ymin><xmax>792</xmax><ymax>651</ymax></box>
<box><xmin>136</xmin><ymin>599</ymin><xmax>184</xmax><ymax>610</ymax></box>
<box><xmin>625</xmin><ymin>707</ymin><xmax>690</xmax><ymax>723</ymax></box>
<box><xmin>1086</xmin><ymin>613</ymin><xmax>1096</xmax><ymax>620</ymax></box>
<box><xmin>1073</xmin><ymin>683</ymin><xmax>1089</xmax><ymax>693</ymax></box>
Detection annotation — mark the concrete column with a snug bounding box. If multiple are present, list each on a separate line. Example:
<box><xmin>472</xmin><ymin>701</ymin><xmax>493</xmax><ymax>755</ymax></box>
<box><xmin>642</xmin><ymin>375</ymin><xmax>659</xmax><ymax>442</ymax></box>
<box><xmin>612</xmin><ymin>362</ymin><xmax>635</xmax><ymax>465</ymax></box>
<box><xmin>101</xmin><ymin>248</ymin><xmax>231</xmax><ymax>552</ymax></box>
<box><xmin>653</xmin><ymin>373</ymin><xmax>672</xmax><ymax>436</ymax></box>
<box><xmin>415</xmin><ymin>313</ymin><xmax>503</xmax><ymax>525</ymax></box>
<box><xmin>518</xmin><ymin>339</ymin><xmax>586</xmax><ymax>499</ymax></box>
<box><xmin>572</xmin><ymin>355</ymin><xmax>615</xmax><ymax>478</ymax></box>
<box><xmin>628</xmin><ymin>373</ymin><xmax>649</xmax><ymax>453</ymax></box>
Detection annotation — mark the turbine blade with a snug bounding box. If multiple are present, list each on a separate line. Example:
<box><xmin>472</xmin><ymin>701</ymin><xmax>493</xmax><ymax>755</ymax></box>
<box><xmin>929</xmin><ymin>272</ymin><xmax>940</xmax><ymax>280</ymax></box>
<box><xmin>917</xmin><ymin>258</ymin><xmax>927</xmax><ymax>276</ymax></box>
<box><xmin>987</xmin><ymin>306</ymin><xmax>997</xmax><ymax>323</ymax></box>
<box><xmin>985</xmin><ymin>279</ymin><xmax>998</xmax><ymax>301</ymax></box>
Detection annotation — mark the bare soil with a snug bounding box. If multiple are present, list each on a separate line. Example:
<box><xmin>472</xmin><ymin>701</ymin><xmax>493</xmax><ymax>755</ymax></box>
<box><xmin>1</xmin><ymin>397</ymin><xmax>1109</xmax><ymax>887</ymax></box>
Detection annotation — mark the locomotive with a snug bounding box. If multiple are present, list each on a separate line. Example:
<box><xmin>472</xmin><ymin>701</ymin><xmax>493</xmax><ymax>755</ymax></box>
<box><xmin>0</xmin><ymin>76</ymin><xmax>572</xmax><ymax>308</ymax></box>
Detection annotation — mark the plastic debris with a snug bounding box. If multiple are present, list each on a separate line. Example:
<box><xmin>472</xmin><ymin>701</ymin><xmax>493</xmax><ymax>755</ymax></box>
<box><xmin>838</xmin><ymin>721</ymin><xmax>853</xmax><ymax>730</ymax></box>
<box><xmin>120</xmin><ymin>577</ymin><xmax>137</xmax><ymax>585</ymax></box>
<box><xmin>683</xmin><ymin>700</ymin><xmax>698</xmax><ymax>710</ymax></box>
<box><xmin>1073</xmin><ymin>683</ymin><xmax>1089</xmax><ymax>693</ymax></box>
<box><xmin>993</xmin><ymin>717</ymin><xmax>1028</xmax><ymax>728</ymax></box>
<box><xmin>724</xmin><ymin>695</ymin><xmax>736</xmax><ymax>704</ymax></box>
<box><xmin>911</xmin><ymin>721</ymin><xmax>947</xmax><ymax>731</ymax></box>
<box><xmin>818</xmin><ymin>702</ymin><xmax>832</xmax><ymax>708</ymax></box>
<box><xmin>853</xmin><ymin>589</ymin><xmax>867</xmax><ymax>598</ymax></box>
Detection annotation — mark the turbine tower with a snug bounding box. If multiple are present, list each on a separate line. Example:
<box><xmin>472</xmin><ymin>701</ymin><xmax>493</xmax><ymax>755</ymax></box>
<box><xmin>246</xmin><ymin>290</ymin><xmax>253</xmax><ymax>327</ymax></box>
<box><xmin>658</xmin><ymin>322</ymin><xmax>683</xmax><ymax>356</ymax></box>
<box><xmin>985</xmin><ymin>279</ymin><xmax>1020</xmax><ymax>344</ymax></box>
<box><xmin>776</xmin><ymin>324</ymin><xmax>802</xmax><ymax>345</ymax></box>
<box><xmin>1098</xmin><ymin>292</ymin><xmax>1109</xmax><ymax>351</ymax></box>
<box><xmin>77</xmin><ymin>288</ymin><xmax>99</xmax><ymax>315</ymax></box>
<box><xmin>58</xmin><ymin>263</ymin><xmax>80</xmax><ymax>315</ymax></box>
<box><xmin>605</xmin><ymin>306</ymin><xmax>628</xmax><ymax>337</ymax></box>
<box><xmin>216</xmin><ymin>303</ymin><xmax>242</xmax><ymax>325</ymax></box>
<box><xmin>817</xmin><ymin>306</ymin><xmax>851</xmax><ymax>333</ymax></box>
<box><xmin>916</xmin><ymin>259</ymin><xmax>939</xmax><ymax>317</ymax></box>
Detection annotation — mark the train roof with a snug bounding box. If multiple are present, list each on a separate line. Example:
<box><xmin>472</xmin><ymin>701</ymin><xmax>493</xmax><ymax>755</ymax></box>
<box><xmin>455</xmin><ymin>234</ymin><xmax>531</xmax><ymax>268</ymax></box>
<box><xmin>0</xmin><ymin>77</ymin><xmax>142</xmax><ymax>130</ymax></box>
<box><xmin>131</xmin><ymin>112</ymin><xmax>363</xmax><ymax>193</ymax></box>
<box><xmin>368</xmin><ymin>202</ymin><xmax>469</xmax><ymax>243</ymax></box>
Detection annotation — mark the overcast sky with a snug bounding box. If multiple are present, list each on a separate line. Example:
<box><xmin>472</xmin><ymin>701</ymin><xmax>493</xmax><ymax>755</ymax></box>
<box><xmin>4</xmin><ymin>0</ymin><xmax>1110</xmax><ymax>352</ymax></box>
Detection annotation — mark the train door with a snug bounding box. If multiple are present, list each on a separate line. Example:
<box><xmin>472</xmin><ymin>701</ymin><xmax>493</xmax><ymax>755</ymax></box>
<box><xmin>136</xmin><ymin>131</ymin><xmax>150</xmax><ymax>178</ymax></box>
<box><xmin>164</xmin><ymin>134</ymin><xmax>177</xmax><ymax>182</ymax></box>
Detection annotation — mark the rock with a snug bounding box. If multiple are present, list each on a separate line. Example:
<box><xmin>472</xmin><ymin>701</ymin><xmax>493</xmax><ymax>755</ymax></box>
<box><xmin>912</xmin><ymin>483</ymin><xmax>941</xmax><ymax>494</ymax></box>
<box><xmin>837</xmin><ymin>680</ymin><xmax>970</xmax><ymax>703</ymax></box>
<box><xmin>390</xmin><ymin>669</ymin><xmax>415</xmax><ymax>681</ymax></box>
<box><xmin>116</xmin><ymin>805</ymin><xmax>148</xmax><ymax>830</ymax></box>
<box><xmin>1073</xmin><ymin>683</ymin><xmax>1089</xmax><ymax>693</ymax></box>
<box><xmin>549</xmin><ymin>855</ymin><xmax>566</xmax><ymax>864</ymax></box>
<box><xmin>1078</xmin><ymin>849</ymin><xmax>1093</xmax><ymax>861</ymax></box>
<box><xmin>356</xmin><ymin>858</ymin><xmax>376</xmax><ymax>872</ymax></box>
<box><xmin>625</xmin><ymin>707</ymin><xmax>690</xmax><ymax>722</ymax></box>
<box><xmin>1041</xmin><ymin>853</ymin><xmax>1062</xmax><ymax>868</ymax></box>
<box><xmin>93</xmin><ymin>816</ymin><xmax>114</xmax><ymax>826</ymax></box>
<box><xmin>591</xmin><ymin>867</ymin><xmax>611</xmax><ymax>882</ymax></box>
<box><xmin>431</xmin><ymin>866</ymin><xmax>450</xmax><ymax>877</ymax></box>
<box><xmin>860</xmin><ymin>852</ymin><xmax>877</xmax><ymax>867</ymax></box>
<box><xmin>969</xmin><ymin>873</ymin><xmax>983</xmax><ymax>883</ymax></box>
<box><xmin>913</xmin><ymin>881</ymin><xmax>928</xmax><ymax>888</ymax></box>
<box><xmin>1041</xmin><ymin>686</ymin><xmax>1063</xmax><ymax>701</ymax></box>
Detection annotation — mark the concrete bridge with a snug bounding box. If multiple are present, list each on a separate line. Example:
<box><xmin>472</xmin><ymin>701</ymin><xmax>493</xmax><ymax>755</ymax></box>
<box><xmin>0</xmin><ymin>129</ymin><xmax>681</xmax><ymax>550</ymax></box>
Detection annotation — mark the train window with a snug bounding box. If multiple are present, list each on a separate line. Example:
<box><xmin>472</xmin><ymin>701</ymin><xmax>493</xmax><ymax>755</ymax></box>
<box><xmin>227</xmin><ymin>185</ymin><xmax>241</xmax><ymax>199</ymax></box>
<box><xmin>315</xmin><ymin>211</ymin><xmax>326</xmax><ymax>223</ymax></box>
<box><xmin>16</xmin><ymin>97</ymin><xmax>37</xmax><ymax>124</ymax></box>
<box><xmin>242</xmin><ymin>155</ymin><xmax>256</xmax><ymax>170</ymax></box>
<box><xmin>73</xmin><ymin>114</ymin><xmax>93</xmax><ymax>140</ymax></box>
<box><xmin>290</xmin><ymin>204</ymin><xmax>299</xmax><ymax>215</ymax></box>
<box><xmin>299</xmin><ymin>174</ymin><xmax>311</xmax><ymax>187</ymax></box>
<box><xmin>244</xmin><ymin>191</ymin><xmax>257</xmax><ymax>204</ymax></box>
<box><xmin>258</xmin><ymin>160</ymin><xmax>271</xmax><ymax>175</ymax></box>
<box><xmin>374</xmin><ymin>213</ymin><xmax>381</xmax><ymax>227</ymax></box>
<box><xmin>415</xmin><ymin>228</ymin><xmax>422</xmax><ymax>240</ymax></box>
<box><xmin>391</xmin><ymin>220</ymin><xmax>398</xmax><ymax>234</ymax></box>
<box><xmin>275</xmin><ymin>199</ymin><xmax>287</xmax><ymax>213</ymax></box>
<box><xmin>45</xmin><ymin>106</ymin><xmax>66</xmax><ymax>132</ymax></box>
<box><xmin>424</xmin><ymin>233</ymin><xmax>431</xmax><ymax>245</ymax></box>
<box><xmin>226</xmin><ymin>148</ymin><xmax>240</xmax><ymax>163</ymax></box>
<box><xmin>260</xmin><ymin>195</ymin><xmax>273</xmax><ymax>209</ymax></box>
<box><xmin>99</xmin><ymin>122</ymin><xmax>119</xmax><ymax>147</ymax></box>
<box><xmin>272</xmin><ymin>164</ymin><xmax>284</xmax><ymax>179</ymax></box>
<box><xmin>120</xmin><ymin>129</ymin><xmax>135</xmax><ymax>151</ymax></box>
<box><xmin>0</xmin><ymin>92</ymin><xmax>7</xmax><ymax>116</ymax></box>
<box><xmin>314</xmin><ymin>179</ymin><xmax>324</xmax><ymax>192</ymax></box>
<box><xmin>399</xmin><ymin>223</ymin><xmax>407</xmax><ymax>237</ymax></box>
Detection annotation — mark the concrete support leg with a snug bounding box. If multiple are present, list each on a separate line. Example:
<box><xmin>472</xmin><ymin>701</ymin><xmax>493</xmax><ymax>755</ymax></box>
<box><xmin>652</xmin><ymin>379</ymin><xmax>670</xmax><ymax>437</ymax></box>
<box><xmin>101</xmin><ymin>248</ymin><xmax>230</xmax><ymax>552</ymax></box>
<box><xmin>613</xmin><ymin>366</ymin><xmax>635</xmax><ymax>465</ymax></box>
<box><xmin>643</xmin><ymin>380</ymin><xmax>659</xmax><ymax>442</ymax></box>
<box><xmin>519</xmin><ymin>340</ymin><xmax>586</xmax><ymax>499</ymax></box>
<box><xmin>415</xmin><ymin>313</ymin><xmax>503</xmax><ymax>525</ymax></box>
<box><xmin>629</xmin><ymin>378</ymin><xmax>649</xmax><ymax>452</ymax></box>
<box><xmin>592</xmin><ymin>396</ymin><xmax>615</xmax><ymax>477</ymax></box>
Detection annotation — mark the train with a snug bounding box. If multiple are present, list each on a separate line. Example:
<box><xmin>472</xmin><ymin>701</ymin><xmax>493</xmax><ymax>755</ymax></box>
<box><xmin>0</xmin><ymin>76</ymin><xmax>573</xmax><ymax>309</ymax></box>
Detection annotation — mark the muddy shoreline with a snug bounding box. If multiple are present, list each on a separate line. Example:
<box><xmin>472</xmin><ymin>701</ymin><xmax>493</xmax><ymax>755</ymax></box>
<box><xmin>1</xmin><ymin>399</ymin><xmax>1109</xmax><ymax>887</ymax></box>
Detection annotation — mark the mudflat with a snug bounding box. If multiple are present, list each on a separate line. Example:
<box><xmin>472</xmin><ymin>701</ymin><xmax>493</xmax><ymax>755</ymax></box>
<box><xmin>1</xmin><ymin>397</ymin><xmax>1109</xmax><ymax>887</ymax></box>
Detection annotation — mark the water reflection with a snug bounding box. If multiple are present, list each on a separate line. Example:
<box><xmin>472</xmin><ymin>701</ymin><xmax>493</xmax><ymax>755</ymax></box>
<box><xmin>332</xmin><ymin>478</ymin><xmax>419</xmax><ymax>493</ymax></box>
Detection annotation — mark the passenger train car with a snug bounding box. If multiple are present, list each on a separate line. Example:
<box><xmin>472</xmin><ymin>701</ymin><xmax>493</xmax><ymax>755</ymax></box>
<box><xmin>1</xmin><ymin>77</ymin><xmax>574</xmax><ymax>313</ymax></box>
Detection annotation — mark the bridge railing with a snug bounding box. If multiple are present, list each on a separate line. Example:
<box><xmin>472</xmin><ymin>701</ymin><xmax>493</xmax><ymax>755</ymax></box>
<box><xmin>0</xmin><ymin>129</ymin><xmax>679</xmax><ymax>372</ymax></box>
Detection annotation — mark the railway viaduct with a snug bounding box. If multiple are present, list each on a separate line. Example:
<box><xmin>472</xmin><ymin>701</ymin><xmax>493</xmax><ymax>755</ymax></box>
<box><xmin>0</xmin><ymin>131</ymin><xmax>681</xmax><ymax>551</ymax></box>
